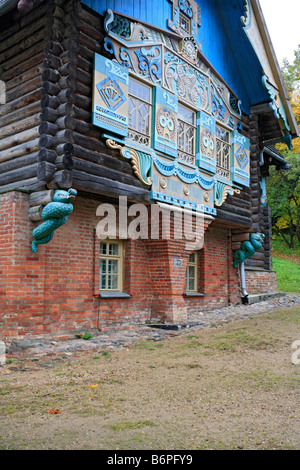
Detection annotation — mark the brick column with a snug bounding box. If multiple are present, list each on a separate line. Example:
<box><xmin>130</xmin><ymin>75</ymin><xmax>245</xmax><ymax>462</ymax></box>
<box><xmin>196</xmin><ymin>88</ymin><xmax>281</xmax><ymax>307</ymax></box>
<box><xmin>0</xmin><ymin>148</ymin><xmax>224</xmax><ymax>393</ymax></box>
<box><xmin>0</xmin><ymin>192</ymin><xmax>46</xmax><ymax>341</ymax></box>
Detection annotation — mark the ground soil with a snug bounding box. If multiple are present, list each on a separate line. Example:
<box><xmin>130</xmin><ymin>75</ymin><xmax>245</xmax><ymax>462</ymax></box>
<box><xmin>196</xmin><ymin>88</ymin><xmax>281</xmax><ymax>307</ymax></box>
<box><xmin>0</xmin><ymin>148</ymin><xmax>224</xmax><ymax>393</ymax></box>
<box><xmin>0</xmin><ymin>306</ymin><xmax>299</xmax><ymax>451</ymax></box>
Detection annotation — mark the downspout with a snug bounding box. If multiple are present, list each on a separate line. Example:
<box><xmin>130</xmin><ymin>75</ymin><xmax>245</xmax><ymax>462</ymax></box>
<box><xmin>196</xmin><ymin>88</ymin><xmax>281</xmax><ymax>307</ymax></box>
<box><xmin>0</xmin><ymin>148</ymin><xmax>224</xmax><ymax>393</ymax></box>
<box><xmin>239</xmin><ymin>262</ymin><xmax>249</xmax><ymax>304</ymax></box>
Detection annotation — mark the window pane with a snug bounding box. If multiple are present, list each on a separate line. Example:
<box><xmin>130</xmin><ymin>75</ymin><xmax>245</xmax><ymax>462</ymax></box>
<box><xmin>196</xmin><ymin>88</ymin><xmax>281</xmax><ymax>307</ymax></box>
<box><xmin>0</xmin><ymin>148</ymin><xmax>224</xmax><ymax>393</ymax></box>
<box><xmin>188</xmin><ymin>278</ymin><xmax>195</xmax><ymax>291</ymax></box>
<box><xmin>129</xmin><ymin>80</ymin><xmax>150</xmax><ymax>103</ymax></box>
<box><xmin>100</xmin><ymin>275</ymin><xmax>106</xmax><ymax>290</ymax></box>
<box><xmin>108</xmin><ymin>259</ymin><xmax>119</xmax><ymax>274</ymax></box>
<box><xmin>188</xmin><ymin>266</ymin><xmax>195</xmax><ymax>278</ymax></box>
<box><xmin>109</xmin><ymin>244</ymin><xmax>119</xmax><ymax>256</ymax></box>
<box><xmin>189</xmin><ymin>253</ymin><xmax>196</xmax><ymax>263</ymax></box>
<box><xmin>108</xmin><ymin>274</ymin><xmax>118</xmax><ymax>290</ymax></box>
<box><xmin>100</xmin><ymin>243</ymin><xmax>107</xmax><ymax>255</ymax></box>
<box><xmin>178</xmin><ymin>105</ymin><xmax>194</xmax><ymax>125</ymax></box>
<box><xmin>100</xmin><ymin>259</ymin><xmax>107</xmax><ymax>273</ymax></box>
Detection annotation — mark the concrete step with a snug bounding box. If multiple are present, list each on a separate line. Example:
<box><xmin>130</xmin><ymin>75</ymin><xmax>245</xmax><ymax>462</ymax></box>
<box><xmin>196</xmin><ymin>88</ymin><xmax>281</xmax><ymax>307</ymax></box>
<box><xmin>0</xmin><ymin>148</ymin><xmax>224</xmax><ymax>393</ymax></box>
<box><xmin>247</xmin><ymin>292</ymin><xmax>285</xmax><ymax>305</ymax></box>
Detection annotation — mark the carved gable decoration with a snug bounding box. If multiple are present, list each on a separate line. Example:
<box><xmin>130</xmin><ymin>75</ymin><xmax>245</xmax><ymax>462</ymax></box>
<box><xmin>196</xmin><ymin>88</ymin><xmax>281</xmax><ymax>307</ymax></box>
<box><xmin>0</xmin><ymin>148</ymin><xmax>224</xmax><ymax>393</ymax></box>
<box><xmin>91</xmin><ymin>7</ymin><xmax>250</xmax><ymax>214</ymax></box>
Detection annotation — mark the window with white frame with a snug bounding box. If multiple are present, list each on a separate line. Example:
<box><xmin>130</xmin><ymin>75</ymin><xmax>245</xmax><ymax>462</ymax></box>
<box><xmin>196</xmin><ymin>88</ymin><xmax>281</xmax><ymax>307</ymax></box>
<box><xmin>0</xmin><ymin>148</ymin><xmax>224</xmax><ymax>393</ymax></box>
<box><xmin>186</xmin><ymin>251</ymin><xmax>198</xmax><ymax>292</ymax></box>
<box><xmin>100</xmin><ymin>241</ymin><xmax>123</xmax><ymax>292</ymax></box>
<box><xmin>128</xmin><ymin>78</ymin><xmax>152</xmax><ymax>147</ymax></box>
<box><xmin>177</xmin><ymin>104</ymin><xmax>196</xmax><ymax>165</ymax></box>
<box><xmin>216</xmin><ymin>125</ymin><xmax>230</xmax><ymax>179</ymax></box>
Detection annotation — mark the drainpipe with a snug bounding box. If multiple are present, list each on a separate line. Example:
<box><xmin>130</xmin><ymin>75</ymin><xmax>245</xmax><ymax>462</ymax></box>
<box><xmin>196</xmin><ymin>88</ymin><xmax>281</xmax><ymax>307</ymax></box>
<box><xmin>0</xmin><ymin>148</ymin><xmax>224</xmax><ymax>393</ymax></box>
<box><xmin>240</xmin><ymin>262</ymin><xmax>249</xmax><ymax>304</ymax></box>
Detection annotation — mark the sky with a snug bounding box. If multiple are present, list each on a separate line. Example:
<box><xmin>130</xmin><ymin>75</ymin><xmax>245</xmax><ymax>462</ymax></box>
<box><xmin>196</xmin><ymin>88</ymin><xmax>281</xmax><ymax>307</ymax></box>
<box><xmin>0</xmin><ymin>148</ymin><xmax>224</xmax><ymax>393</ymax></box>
<box><xmin>259</xmin><ymin>0</ymin><xmax>300</xmax><ymax>66</ymax></box>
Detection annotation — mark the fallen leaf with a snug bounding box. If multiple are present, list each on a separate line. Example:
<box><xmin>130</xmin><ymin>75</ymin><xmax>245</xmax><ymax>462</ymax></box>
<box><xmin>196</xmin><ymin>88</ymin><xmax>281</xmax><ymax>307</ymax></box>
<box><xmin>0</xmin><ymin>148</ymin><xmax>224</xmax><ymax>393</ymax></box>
<box><xmin>88</xmin><ymin>384</ymin><xmax>98</xmax><ymax>388</ymax></box>
<box><xmin>47</xmin><ymin>409</ymin><xmax>61</xmax><ymax>414</ymax></box>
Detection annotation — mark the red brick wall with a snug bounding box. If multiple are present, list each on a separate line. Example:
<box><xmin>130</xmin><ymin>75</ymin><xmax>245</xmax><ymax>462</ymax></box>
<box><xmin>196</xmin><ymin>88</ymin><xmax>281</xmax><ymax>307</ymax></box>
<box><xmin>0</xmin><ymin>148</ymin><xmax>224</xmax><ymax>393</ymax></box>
<box><xmin>0</xmin><ymin>191</ymin><xmax>277</xmax><ymax>342</ymax></box>
<box><xmin>245</xmin><ymin>270</ymin><xmax>277</xmax><ymax>294</ymax></box>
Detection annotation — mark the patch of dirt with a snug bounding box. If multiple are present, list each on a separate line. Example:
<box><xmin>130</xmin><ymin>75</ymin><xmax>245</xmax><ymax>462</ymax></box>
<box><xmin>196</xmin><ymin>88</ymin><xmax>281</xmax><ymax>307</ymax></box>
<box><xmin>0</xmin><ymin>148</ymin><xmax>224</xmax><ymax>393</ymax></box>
<box><xmin>0</xmin><ymin>307</ymin><xmax>300</xmax><ymax>450</ymax></box>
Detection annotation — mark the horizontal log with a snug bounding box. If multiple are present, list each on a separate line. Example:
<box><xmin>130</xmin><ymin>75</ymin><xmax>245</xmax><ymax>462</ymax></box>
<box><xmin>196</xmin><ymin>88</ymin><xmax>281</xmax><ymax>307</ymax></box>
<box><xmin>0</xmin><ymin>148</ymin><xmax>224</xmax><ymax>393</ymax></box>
<box><xmin>1</xmin><ymin>51</ymin><xmax>44</xmax><ymax>82</ymax></box>
<box><xmin>0</xmin><ymin>163</ymin><xmax>38</xmax><ymax>186</ymax></box>
<box><xmin>38</xmin><ymin>121</ymin><xmax>59</xmax><ymax>136</ymax></box>
<box><xmin>221</xmin><ymin>202</ymin><xmax>251</xmax><ymax>219</ymax></box>
<box><xmin>0</xmin><ymin>138</ymin><xmax>39</xmax><ymax>163</ymax></box>
<box><xmin>0</xmin><ymin>101</ymin><xmax>41</xmax><ymax>128</ymax></box>
<box><xmin>28</xmin><ymin>205</ymin><xmax>43</xmax><ymax>222</ymax></box>
<box><xmin>1</xmin><ymin>113</ymin><xmax>40</xmax><ymax>139</ymax></box>
<box><xmin>29</xmin><ymin>189</ymin><xmax>54</xmax><ymax>207</ymax></box>
<box><xmin>0</xmin><ymin>177</ymin><xmax>46</xmax><ymax>193</ymax></box>
<box><xmin>245</xmin><ymin>259</ymin><xmax>265</xmax><ymax>268</ymax></box>
<box><xmin>6</xmin><ymin>75</ymin><xmax>42</xmax><ymax>103</ymax></box>
<box><xmin>0</xmin><ymin>15</ymin><xmax>46</xmax><ymax>53</ymax></box>
<box><xmin>41</xmin><ymin>94</ymin><xmax>60</xmax><ymax>109</ymax></box>
<box><xmin>0</xmin><ymin>152</ymin><xmax>38</xmax><ymax>175</ymax></box>
<box><xmin>232</xmin><ymin>233</ymin><xmax>250</xmax><ymax>243</ymax></box>
<box><xmin>39</xmin><ymin>134</ymin><xmax>57</xmax><ymax>148</ymax></box>
<box><xmin>216</xmin><ymin>208</ymin><xmax>252</xmax><ymax>228</ymax></box>
<box><xmin>37</xmin><ymin>161</ymin><xmax>56</xmax><ymax>181</ymax></box>
<box><xmin>42</xmin><ymin>67</ymin><xmax>61</xmax><ymax>84</ymax></box>
<box><xmin>43</xmin><ymin>53</ymin><xmax>61</xmax><ymax>70</ymax></box>
<box><xmin>232</xmin><ymin>242</ymin><xmax>242</xmax><ymax>251</ymax></box>
<box><xmin>0</xmin><ymin>27</ymin><xmax>45</xmax><ymax>64</ymax></box>
<box><xmin>73</xmin><ymin>157</ymin><xmax>147</xmax><ymax>189</ymax></box>
<box><xmin>1</xmin><ymin>40</ymin><xmax>45</xmax><ymax>76</ymax></box>
<box><xmin>55</xmin><ymin>154</ymin><xmax>74</xmax><ymax>170</ymax></box>
<box><xmin>38</xmin><ymin>149</ymin><xmax>57</xmax><ymax>163</ymax></box>
<box><xmin>40</xmin><ymin>107</ymin><xmax>58</xmax><ymax>123</ymax></box>
<box><xmin>72</xmin><ymin>169</ymin><xmax>151</xmax><ymax>204</ymax></box>
<box><xmin>6</xmin><ymin>64</ymin><xmax>43</xmax><ymax>92</ymax></box>
<box><xmin>41</xmin><ymin>81</ymin><xmax>61</xmax><ymax>96</ymax></box>
<box><xmin>48</xmin><ymin>169</ymin><xmax>73</xmax><ymax>189</ymax></box>
<box><xmin>0</xmin><ymin>126</ymin><xmax>39</xmax><ymax>152</ymax></box>
<box><xmin>0</xmin><ymin>88</ymin><xmax>42</xmax><ymax>117</ymax></box>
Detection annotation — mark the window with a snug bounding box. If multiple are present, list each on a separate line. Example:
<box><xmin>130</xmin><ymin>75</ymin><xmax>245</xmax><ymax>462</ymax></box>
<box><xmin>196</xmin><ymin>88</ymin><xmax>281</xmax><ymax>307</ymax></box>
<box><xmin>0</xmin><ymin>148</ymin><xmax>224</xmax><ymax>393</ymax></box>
<box><xmin>216</xmin><ymin>125</ymin><xmax>230</xmax><ymax>179</ymax></box>
<box><xmin>179</xmin><ymin>11</ymin><xmax>191</xmax><ymax>35</ymax></box>
<box><xmin>128</xmin><ymin>78</ymin><xmax>152</xmax><ymax>147</ymax></box>
<box><xmin>186</xmin><ymin>251</ymin><xmax>198</xmax><ymax>292</ymax></box>
<box><xmin>100</xmin><ymin>241</ymin><xmax>123</xmax><ymax>292</ymax></box>
<box><xmin>178</xmin><ymin>104</ymin><xmax>196</xmax><ymax>165</ymax></box>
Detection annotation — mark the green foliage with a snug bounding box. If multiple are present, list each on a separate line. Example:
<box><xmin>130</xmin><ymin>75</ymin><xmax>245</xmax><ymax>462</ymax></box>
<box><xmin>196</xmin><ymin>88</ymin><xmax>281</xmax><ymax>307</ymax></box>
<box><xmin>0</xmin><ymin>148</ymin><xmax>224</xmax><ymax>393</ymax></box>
<box><xmin>273</xmin><ymin>257</ymin><xmax>300</xmax><ymax>293</ymax></box>
<box><xmin>266</xmin><ymin>151</ymin><xmax>300</xmax><ymax>247</ymax></box>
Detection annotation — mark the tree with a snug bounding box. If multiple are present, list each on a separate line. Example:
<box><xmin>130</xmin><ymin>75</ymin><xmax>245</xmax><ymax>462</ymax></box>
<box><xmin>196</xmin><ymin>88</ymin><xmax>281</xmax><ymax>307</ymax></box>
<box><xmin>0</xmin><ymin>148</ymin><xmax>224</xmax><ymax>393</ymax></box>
<box><xmin>266</xmin><ymin>151</ymin><xmax>300</xmax><ymax>248</ymax></box>
<box><xmin>266</xmin><ymin>46</ymin><xmax>300</xmax><ymax>248</ymax></box>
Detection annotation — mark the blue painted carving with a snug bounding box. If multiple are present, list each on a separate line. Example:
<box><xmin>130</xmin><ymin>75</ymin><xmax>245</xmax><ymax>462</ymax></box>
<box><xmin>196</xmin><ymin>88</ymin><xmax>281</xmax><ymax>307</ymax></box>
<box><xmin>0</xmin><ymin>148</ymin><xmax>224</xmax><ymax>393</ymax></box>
<box><xmin>134</xmin><ymin>46</ymin><xmax>162</xmax><ymax>83</ymax></box>
<box><xmin>97</xmin><ymin>76</ymin><xmax>126</xmax><ymax>111</ymax></box>
<box><xmin>104</xmin><ymin>38</ymin><xmax>162</xmax><ymax>85</ymax></box>
<box><xmin>105</xmin><ymin>10</ymin><xmax>131</xmax><ymax>38</ymax></box>
<box><xmin>233</xmin><ymin>233</ymin><xmax>265</xmax><ymax>268</ymax></box>
<box><xmin>235</xmin><ymin>146</ymin><xmax>249</xmax><ymax>170</ymax></box>
<box><xmin>164</xmin><ymin>51</ymin><xmax>209</xmax><ymax>110</ymax></box>
<box><xmin>262</xmin><ymin>74</ymin><xmax>291</xmax><ymax>133</ymax></box>
<box><xmin>178</xmin><ymin>0</ymin><xmax>193</xmax><ymax>18</ymax></box>
<box><xmin>104</xmin><ymin>37</ymin><xmax>136</xmax><ymax>72</ymax></box>
<box><xmin>211</xmin><ymin>83</ymin><xmax>226</xmax><ymax>122</ymax></box>
<box><xmin>31</xmin><ymin>189</ymin><xmax>77</xmax><ymax>253</ymax></box>
<box><xmin>150</xmin><ymin>190</ymin><xmax>217</xmax><ymax>216</ymax></box>
<box><xmin>152</xmin><ymin>154</ymin><xmax>215</xmax><ymax>190</ymax></box>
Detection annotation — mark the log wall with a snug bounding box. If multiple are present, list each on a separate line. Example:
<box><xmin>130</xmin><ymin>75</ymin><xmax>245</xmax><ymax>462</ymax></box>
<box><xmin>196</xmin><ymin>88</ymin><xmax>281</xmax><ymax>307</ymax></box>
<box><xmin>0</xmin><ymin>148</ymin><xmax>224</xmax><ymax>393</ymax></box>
<box><xmin>0</xmin><ymin>1</ymin><xmax>50</xmax><ymax>192</ymax></box>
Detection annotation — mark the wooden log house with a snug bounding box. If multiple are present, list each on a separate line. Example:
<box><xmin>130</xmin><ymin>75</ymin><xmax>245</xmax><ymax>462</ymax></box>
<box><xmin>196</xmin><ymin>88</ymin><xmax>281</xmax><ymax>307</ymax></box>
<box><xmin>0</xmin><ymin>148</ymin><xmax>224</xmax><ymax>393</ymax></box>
<box><xmin>0</xmin><ymin>0</ymin><xmax>298</xmax><ymax>341</ymax></box>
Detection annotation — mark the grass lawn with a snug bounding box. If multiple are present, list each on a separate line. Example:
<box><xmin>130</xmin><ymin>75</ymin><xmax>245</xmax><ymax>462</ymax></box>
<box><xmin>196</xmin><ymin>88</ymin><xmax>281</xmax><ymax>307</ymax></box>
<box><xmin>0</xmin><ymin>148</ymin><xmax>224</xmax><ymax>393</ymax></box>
<box><xmin>272</xmin><ymin>237</ymin><xmax>300</xmax><ymax>293</ymax></box>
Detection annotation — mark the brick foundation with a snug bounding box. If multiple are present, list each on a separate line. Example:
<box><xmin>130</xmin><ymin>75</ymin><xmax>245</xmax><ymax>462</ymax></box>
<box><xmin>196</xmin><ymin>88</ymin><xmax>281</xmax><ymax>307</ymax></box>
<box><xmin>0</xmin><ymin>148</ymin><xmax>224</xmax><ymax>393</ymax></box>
<box><xmin>245</xmin><ymin>269</ymin><xmax>277</xmax><ymax>295</ymax></box>
<box><xmin>0</xmin><ymin>191</ymin><xmax>277</xmax><ymax>341</ymax></box>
